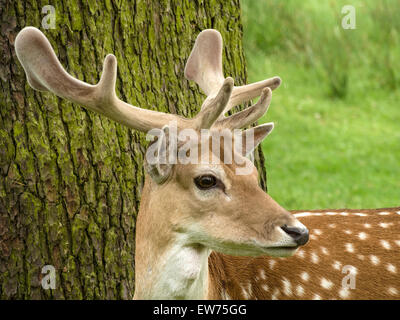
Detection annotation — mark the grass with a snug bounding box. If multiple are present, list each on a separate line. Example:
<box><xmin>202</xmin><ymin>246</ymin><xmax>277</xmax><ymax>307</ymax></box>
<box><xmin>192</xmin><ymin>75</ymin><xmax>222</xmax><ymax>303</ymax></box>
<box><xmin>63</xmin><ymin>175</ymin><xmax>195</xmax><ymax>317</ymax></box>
<box><xmin>241</xmin><ymin>0</ymin><xmax>400</xmax><ymax>210</ymax></box>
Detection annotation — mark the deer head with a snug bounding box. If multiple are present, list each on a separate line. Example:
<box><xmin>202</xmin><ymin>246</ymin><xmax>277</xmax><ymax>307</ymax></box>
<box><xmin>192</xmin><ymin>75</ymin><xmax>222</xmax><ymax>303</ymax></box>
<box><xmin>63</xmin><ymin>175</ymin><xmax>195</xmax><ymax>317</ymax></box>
<box><xmin>15</xmin><ymin>27</ymin><xmax>309</xmax><ymax>299</ymax></box>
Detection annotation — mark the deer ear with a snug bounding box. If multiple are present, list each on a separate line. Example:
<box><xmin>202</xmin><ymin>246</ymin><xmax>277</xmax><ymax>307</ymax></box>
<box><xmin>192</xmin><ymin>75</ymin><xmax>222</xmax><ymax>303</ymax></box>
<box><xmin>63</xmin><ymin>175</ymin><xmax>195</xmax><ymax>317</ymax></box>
<box><xmin>240</xmin><ymin>123</ymin><xmax>274</xmax><ymax>157</ymax></box>
<box><xmin>144</xmin><ymin>125</ymin><xmax>177</xmax><ymax>184</ymax></box>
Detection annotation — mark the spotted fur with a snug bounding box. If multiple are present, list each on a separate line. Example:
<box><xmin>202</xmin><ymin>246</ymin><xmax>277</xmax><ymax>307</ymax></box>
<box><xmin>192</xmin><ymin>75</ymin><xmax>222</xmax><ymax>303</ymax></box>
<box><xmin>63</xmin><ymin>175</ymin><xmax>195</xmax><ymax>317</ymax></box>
<box><xmin>208</xmin><ymin>208</ymin><xmax>400</xmax><ymax>300</ymax></box>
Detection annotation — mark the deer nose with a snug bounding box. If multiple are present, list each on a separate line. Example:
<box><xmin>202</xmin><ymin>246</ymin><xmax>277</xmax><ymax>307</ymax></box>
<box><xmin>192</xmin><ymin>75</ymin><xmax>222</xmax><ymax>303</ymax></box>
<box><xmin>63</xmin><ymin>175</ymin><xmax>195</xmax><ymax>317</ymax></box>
<box><xmin>281</xmin><ymin>225</ymin><xmax>309</xmax><ymax>246</ymax></box>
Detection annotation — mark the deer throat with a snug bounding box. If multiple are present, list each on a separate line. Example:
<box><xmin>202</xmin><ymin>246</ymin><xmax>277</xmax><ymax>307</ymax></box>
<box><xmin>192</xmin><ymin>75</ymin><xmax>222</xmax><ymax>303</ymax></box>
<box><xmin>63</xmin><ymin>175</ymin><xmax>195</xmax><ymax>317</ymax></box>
<box><xmin>141</xmin><ymin>239</ymin><xmax>211</xmax><ymax>300</ymax></box>
<box><xmin>155</xmin><ymin>241</ymin><xmax>211</xmax><ymax>299</ymax></box>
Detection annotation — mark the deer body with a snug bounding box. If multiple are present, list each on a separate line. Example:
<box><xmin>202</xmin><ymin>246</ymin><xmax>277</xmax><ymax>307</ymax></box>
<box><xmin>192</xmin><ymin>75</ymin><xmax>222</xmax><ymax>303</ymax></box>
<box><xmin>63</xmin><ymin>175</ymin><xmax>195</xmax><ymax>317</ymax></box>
<box><xmin>15</xmin><ymin>27</ymin><xmax>398</xmax><ymax>300</ymax></box>
<box><xmin>208</xmin><ymin>208</ymin><xmax>400</xmax><ymax>300</ymax></box>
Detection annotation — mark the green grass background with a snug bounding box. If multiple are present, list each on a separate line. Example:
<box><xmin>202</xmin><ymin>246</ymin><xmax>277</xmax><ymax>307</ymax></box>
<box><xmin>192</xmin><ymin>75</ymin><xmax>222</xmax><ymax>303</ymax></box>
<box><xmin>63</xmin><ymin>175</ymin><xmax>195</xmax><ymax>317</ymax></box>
<box><xmin>241</xmin><ymin>0</ymin><xmax>400</xmax><ymax>210</ymax></box>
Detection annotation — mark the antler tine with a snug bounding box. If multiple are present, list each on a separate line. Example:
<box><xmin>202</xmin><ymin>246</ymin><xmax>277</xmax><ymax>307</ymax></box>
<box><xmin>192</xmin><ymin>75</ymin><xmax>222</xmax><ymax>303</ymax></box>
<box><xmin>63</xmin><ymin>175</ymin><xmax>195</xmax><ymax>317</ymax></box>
<box><xmin>184</xmin><ymin>29</ymin><xmax>281</xmax><ymax>118</ymax></box>
<box><xmin>215</xmin><ymin>87</ymin><xmax>272</xmax><ymax>129</ymax></box>
<box><xmin>194</xmin><ymin>77</ymin><xmax>234</xmax><ymax>129</ymax></box>
<box><xmin>226</xmin><ymin>77</ymin><xmax>280</xmax><ymax>111</ymax></box>
<box><xmin>15</xmin><ymin>27</ymin><xmax>190</xmax><ymax>133</ymax></box>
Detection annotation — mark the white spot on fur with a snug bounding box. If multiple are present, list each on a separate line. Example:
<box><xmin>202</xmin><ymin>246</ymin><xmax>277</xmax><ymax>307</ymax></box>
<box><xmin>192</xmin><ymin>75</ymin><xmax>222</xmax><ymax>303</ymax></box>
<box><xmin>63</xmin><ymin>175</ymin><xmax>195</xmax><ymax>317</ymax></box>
<box><xmin>379</xmin><ymin>222</ymin><xmax>392</xmax><ymax>228</ymax></box>
<box><xmin>293</xmin><ymin>212</ymin><xmax>311</xmax><ymax>217</ymax></box>
<box><xmin>321</xmin><ymin>278</ymin><xmax>333</xmax><ymax>290</ymax></box>
<box><xmin>271</xmin><ymin>289</ymin><xmax>280</xmax><ymax>300</ymax></box>
<box><xmin>344</xmin><ymin>230</ymin><xmax>352</xmax><ymax>235</ymax></box>
<box><xmin>370</xmin><ymin>255</ymin><xmax>380</xmax><ymax>265</ymax></box>
<box><xmin>345</xmin><ymin>243</ymin><xmax>355</xmax><ymax>253</ymax></box>
<box><xmin>326</xmin><ymin>212</ymin><xmax>338</xmax><ymax>216</ymax></box>
<box><xmin>357</xmin><ymin>254</ymin><xmax>365</xmax><ymax>260</ymax></box>
<box><xmin>241</xmin><ymin>282</ymin><xmax>252</xmax><ymax>299</ymax></box>
<box><xmin>262</xmin><ymin>284</ymin><xmax>269</xmax><ymax>292</ymax></box>
<box><xmin>380</xmin><ymin>240</ymin><xmax>391</xmax><ymax>250</ymax></box>
<box><xmin>259</xmin><ymin>269</ymin><xmax>266</xmax><ymax>280</ymax></box>
<box><xmin>364</xmin><ymin>223</ymin><xmax>371</xmax><ymax>229</ymax></box>
<box><xmin>388</xmin><ymin>287</ymin><xmax>398</xmax><ymax>295</ymax></box>
<box><xmin>355</xmin><ymin>213</ymin><xmax>367</xmax><ymax>216</ymax></box>
<box><xmin>328</xmin><ymin>223</ymin><xmax>336</xmax><ymax>228</ymax></box>
<box><xmin>282</xmin><ymin>278</ymin><xmax>292</xmax><ymax>296</ymax></box>
<box><xmin>241</xmin><ymin>286</ymin><xmax>249</xmax><ymax>299</ymax></box>
<box><xmin>314</xmin><ymin>229</ymin><xmax>322</xmax><ymax>235</ymax></box>
<box><xmin>378</xmin><ymin>211</ymin><xmax>390</xmax><ymax>215</ymax></box>
<box><xmin>311</xmin><ymin>252</ymin><xmax>319</xmax><ymax>263</ymax></box>
<box><xmin>269</xmin><ymin>260</ymin><xmax>276</xmax><ymax>270</ymax></box>
<box><xmin>387</xmin><ymin>264</ymin><xmax>396</xmax><ymax>273</ymax></box>
<box><xmin>296</xmin><ymin>249</ymin><xmax>305</xmax><ymax>258</ymax></box>
<box><xmin>333</xmin><ymin>261</ymin><xmax>342</xmax><ymax>270</ymax></box>
<box><xmin>358</xmin><ymin>232</ymin><xmax>368</xmax><ymax>240</ymax></box>
<box><xmin>296</xmin><ymin>285</ymin><xmax>304</xmax><ymax>297</ymax></box>
<box><xmin>293</xmin><ymin>212</ymin><xmax>322</xmax><ymax>218</ymax></box>
<box><xmin>300</xmin><ymin>272</ymin><xmax>309</xmax><ymax>282</ymax></box>
<box><xmin>340</xmin><ymin>212</ymin><xmax>349</xmax><ymax>216</ymax></box>
<box><xmin>395</xmin><ymin>240</ymin><xmax>400</xmax><ymax>247</ymax></box>
<box><xmin>312</xmin><ymin>294</ymin><xmax>322</xmax><ymax>300</ymax></box>
<box><xmin>321</xmin><ymin>247</ymin><xmax>329</xmax><ymax>255</ymax></box>
<box><xmin>339</xmin><ymin>288</ymin><xmax>350</xmax><ymax>299</ymax></box>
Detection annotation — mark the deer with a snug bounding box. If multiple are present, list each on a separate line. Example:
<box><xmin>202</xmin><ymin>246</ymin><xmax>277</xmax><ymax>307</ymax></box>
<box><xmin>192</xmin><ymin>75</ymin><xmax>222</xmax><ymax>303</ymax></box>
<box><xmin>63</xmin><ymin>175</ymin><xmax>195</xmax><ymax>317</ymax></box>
<box><xmin>15</xmin><ymin>27</ymin><xmax>399</xmax><ymax>300</ymax></box>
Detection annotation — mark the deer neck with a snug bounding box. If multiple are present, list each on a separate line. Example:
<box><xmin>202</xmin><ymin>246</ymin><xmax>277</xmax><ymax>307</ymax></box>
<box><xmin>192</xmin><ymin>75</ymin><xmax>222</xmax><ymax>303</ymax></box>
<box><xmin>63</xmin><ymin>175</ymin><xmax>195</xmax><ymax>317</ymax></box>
<box><xmin>133</xmin><ymin>179</ymin><xmax>211</xmax><ymax>300</ymax></box>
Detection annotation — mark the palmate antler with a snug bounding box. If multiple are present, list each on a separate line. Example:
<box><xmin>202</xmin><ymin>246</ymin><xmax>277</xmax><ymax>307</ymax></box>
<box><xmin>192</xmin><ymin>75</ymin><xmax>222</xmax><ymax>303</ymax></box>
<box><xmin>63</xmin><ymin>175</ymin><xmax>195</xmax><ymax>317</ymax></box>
<box><xmin>15</xmin><ymin>27</ymin><xmax>278</xmax><ymax>133</ymax></box>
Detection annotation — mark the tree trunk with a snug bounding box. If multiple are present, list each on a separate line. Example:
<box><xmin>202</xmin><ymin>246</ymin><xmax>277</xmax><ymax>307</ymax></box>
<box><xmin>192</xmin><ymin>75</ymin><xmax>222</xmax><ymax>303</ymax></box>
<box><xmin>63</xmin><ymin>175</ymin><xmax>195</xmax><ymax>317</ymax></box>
<box><xmin>0</xmin><ymin>0</ymin><xmax>267</xmax><ymax>299</ymax></box>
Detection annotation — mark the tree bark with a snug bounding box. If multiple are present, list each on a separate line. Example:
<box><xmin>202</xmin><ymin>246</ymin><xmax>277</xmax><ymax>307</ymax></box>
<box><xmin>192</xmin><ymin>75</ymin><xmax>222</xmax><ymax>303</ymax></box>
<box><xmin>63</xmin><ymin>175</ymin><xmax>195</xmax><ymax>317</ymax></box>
<box><xmin>0</xmin><ymin>0</ymin><xmax>267</xmax><ymax>299</ymax></box>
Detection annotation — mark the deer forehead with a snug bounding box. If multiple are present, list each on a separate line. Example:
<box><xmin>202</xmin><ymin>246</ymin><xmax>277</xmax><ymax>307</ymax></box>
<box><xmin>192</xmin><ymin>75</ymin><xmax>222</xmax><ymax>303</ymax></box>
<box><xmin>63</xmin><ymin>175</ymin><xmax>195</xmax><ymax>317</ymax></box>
<box><xmin>176</xmin><ymin>129</ymin><xmax>251</xmax><ymax>159</ymax></box>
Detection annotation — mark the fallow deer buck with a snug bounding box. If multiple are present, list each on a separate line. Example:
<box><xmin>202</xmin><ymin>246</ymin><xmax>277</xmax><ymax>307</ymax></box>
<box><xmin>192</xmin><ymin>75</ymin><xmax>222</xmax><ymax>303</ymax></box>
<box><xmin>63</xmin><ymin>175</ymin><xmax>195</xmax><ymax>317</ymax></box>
<box><xmin>15</xmin><ymin>27</ymin><xmax>399</xmax><ymax>300</ymax></box>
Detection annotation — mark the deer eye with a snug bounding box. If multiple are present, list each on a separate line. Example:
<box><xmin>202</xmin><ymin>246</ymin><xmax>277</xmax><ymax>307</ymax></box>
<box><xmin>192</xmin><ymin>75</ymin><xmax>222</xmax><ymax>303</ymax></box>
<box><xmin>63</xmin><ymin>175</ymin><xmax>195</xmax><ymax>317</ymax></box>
<box><xmin>194</xmin><ymin>175</ymin><xmax>217</xmax><ymax>190</ymax></box>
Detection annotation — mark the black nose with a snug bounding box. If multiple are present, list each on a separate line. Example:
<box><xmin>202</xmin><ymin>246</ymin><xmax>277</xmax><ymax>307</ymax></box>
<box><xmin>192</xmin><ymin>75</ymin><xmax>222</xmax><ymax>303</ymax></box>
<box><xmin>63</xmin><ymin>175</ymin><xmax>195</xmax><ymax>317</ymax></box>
<box><xmin>281</xmin><ymin>225</ymin><xmax>309</xmax><ymax>246</ymax></box>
